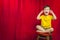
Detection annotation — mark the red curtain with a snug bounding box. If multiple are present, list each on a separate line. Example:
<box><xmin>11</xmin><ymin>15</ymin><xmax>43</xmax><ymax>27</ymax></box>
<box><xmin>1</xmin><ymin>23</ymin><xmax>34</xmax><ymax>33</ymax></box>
<box><xmin>0</xmin><ymin>0</ymin><xmax>60</xmax><ymax>40</ymax></box>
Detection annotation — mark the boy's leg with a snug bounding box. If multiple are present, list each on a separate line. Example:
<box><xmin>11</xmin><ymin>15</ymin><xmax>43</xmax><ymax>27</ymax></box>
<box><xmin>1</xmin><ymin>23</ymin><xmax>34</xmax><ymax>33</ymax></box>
<box><xmin>36</xmin><ymin>25</ymin><xmax>45</xmax><ymax>32</ymax></box>
<box><xmin>46</xmin><ymin>28</ymin><xmax>54</xmax><ymax>32</ymax></box>
<box><xmin>36</xmin><ymin>25</ymin><xmax>54</xmax><ymax>32</ymax></box>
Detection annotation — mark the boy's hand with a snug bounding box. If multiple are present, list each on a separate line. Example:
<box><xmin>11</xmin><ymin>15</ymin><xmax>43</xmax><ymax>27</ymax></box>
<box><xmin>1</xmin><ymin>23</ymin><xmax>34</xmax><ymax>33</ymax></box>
<box><xmin>41</xmin><ymin>10</ymin><xmax>44</xmax><ymax>13</ymax></box>
<box><xmin>50</xmin><ymin>10</ymin><xmax>54</xmax><ymax>14</ymax></box>
<box><xmin>39</xmin><ymin>10</ymin><xmax>44</xmax><ymax>14</ymax></box>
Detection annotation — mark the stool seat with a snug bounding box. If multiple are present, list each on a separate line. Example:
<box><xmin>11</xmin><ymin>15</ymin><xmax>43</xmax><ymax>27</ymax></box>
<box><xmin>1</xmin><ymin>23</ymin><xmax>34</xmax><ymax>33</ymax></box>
<box><xmin>37</xmin><ymin>32</ymin><xmax>51</xmax><ymax>36</ymax></box>
<box><xmin>36</xmin><ymin>32</ymin><xmax>52</xmax><ymax>40</ymax></box>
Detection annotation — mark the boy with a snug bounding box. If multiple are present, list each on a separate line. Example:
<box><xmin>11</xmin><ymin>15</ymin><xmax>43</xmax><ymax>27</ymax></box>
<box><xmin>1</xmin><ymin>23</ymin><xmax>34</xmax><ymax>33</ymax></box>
<box><xmin>36</xmin><ymin>5</ymin><xmax>57</xmax><ymax>33</ymax></box>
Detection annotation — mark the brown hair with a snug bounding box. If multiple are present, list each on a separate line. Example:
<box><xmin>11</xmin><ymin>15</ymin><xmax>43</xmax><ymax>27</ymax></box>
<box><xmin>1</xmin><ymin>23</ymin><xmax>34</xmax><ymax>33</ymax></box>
<box><xmin>44</xmin><ymin>5</ymin><xmax>51</xmax><ymax>9</ymax></box>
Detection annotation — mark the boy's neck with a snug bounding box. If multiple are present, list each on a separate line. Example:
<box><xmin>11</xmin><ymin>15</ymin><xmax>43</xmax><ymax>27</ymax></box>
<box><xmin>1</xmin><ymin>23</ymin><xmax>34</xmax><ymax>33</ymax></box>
<box><xmin>45</xmin><ymin>15</ymin><xmax>48</xmax><ymax>16</ymax></box>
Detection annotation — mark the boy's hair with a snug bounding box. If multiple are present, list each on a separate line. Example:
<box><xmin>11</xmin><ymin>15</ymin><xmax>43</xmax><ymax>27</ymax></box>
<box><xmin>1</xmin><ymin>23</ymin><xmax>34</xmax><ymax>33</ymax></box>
<box><xmin>43</xmin><ymin>5</ymin><xmax>51</xmax><ymax>9</ymax></box>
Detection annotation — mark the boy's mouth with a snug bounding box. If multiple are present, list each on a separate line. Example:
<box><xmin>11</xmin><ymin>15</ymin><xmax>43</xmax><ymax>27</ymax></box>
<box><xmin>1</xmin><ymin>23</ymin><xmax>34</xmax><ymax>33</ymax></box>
<box><xmin>45</xmin><ymin>12</ymin><xmax>48</xmax><ymax>13</ymax></box>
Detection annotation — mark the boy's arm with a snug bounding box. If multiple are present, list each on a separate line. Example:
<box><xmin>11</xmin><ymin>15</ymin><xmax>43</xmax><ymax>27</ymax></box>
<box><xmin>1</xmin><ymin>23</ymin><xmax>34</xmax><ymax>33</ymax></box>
<box><xmin>37</xmin><ymin>10</ymin><xmax>43</xmax><ymax>20</ymax></box>
<box><xmin>50</xmin><ymin>10</ymin><xmax>57</xmax><ymax>20</ymax></box>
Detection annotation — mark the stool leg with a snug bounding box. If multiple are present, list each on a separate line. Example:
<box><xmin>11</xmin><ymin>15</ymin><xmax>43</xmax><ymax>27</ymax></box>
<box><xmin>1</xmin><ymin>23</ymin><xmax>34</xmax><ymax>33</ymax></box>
<box><xmin>49</xmin><ymin>35</ymin><xmax>52</xmax><ymax>40</ymax></box>
<box><xmin>46</xmin><ymin>36</ymin><xmax>49</xmax><ymax>40</ymax></box>
<box><xmin>37</xmin><ymin>36</ymin><xmax>40</xmax><ymax>40</ymax></box>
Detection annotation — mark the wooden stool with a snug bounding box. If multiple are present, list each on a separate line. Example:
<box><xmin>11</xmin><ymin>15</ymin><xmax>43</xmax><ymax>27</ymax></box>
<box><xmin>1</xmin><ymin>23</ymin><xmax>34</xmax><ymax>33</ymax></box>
<box><xmin>37</xmin><ymin>32</ymin><xmax>52</xmax><ymax>40</ymax></box>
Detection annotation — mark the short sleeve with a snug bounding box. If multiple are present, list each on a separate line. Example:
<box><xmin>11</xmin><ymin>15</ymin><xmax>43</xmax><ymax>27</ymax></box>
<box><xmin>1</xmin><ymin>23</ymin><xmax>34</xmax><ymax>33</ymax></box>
<box><xmin>40</xmin><ymin>15</ymin><xmax>43</xmax><ymax>19</ymax></box>
<box><xmin>50</xmin><ymin>15</ymin><xmax>53</xmax><ymax>19</ymax></box>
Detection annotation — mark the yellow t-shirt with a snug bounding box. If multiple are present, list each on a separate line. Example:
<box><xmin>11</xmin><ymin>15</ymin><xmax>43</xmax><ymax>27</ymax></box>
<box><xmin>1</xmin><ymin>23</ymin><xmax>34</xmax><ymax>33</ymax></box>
<box><xmin>40</xmin><ymin>15</ymin><xmax>53</xmax><ymax>29</ymax></box>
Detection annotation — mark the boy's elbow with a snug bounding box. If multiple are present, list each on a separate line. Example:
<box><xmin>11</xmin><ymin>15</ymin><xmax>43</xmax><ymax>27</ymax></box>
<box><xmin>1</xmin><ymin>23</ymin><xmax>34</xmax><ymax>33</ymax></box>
<box><xmin>54</xmin><ymin>17</ymin><xmax>57</xmax><ymax>20</ymax></box>
<box><xmin>37</xmin><ymin>17</ymin><xmax>40</xmax><ymax>20</ymax></box>
<box><xmin>55</xmin><ymin>18</ymin><xmax>57</xmax><ymax>20</ymax></box>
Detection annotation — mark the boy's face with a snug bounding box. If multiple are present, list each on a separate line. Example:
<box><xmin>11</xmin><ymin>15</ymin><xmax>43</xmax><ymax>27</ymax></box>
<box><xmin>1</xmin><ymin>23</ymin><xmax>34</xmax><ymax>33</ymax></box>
<box><xmin>43</xmin><ymin>7</ymin><xmax>50</xmax><ymax>15</ymax></box>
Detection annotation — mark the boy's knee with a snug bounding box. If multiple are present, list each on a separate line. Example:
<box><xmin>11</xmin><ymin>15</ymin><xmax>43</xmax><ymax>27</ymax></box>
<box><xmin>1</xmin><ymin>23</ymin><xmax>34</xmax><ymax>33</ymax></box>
<box><xmin>50</xmin><ymin>28</ymin><xmax>54</xmax><ymax>32</ymax></box>
<box><xmin>36</xmin><ymin>25</ymin><xmax>40</xmax><ymax>29</ymax></box>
